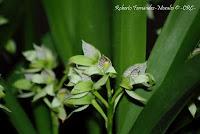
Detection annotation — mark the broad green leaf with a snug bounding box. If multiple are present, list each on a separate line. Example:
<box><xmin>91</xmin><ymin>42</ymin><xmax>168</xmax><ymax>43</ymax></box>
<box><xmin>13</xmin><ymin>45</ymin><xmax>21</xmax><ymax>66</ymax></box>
<box><xmin>13</xmin><ymin>79</ymin><xmax>32</xmax><ymax>90</ymax></box>
<box><xmin>32</xmin><ymin>102</ymin><xmax>52</xmax><ymax>134</ymax></box>
<box><xmin>0</xmin><ymin>80</ymin><xmax>37</xmax><ymax>134</ymax></box>
<box><xmin>69</xmin><ymin>55</ymin><xmax>95</xmax><ymax>66</ymax></box>
<box><xmin>79</xmin><ymin>0</ymin><xmax>111</xmax><ymax>57</ymax></box>
<box><xmin>71</xmin><ymin>81</ymin><xmax>93</xmax><ymax>94</ymax></box>
<box><xmin>131</xmin><ymin>55</ymin><xmax>200</xmax><ymax>134</ymax></box>
<box><xmin>42</xmin><ymin>0</ymin><xmax>77</xmax><ymax>63</ymax></box>
<box><xmin>129</xmin><ymin>0</ymin><xmax>200</xmax><ymax>133</ymax></box>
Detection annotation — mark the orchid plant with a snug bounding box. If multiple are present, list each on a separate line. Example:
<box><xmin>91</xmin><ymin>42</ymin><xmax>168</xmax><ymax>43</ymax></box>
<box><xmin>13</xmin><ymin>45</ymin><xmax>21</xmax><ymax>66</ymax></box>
<box><xmin>13</xmin><ymin>41</ymin><xmax>155</xmax><ymax>134</ymax></box>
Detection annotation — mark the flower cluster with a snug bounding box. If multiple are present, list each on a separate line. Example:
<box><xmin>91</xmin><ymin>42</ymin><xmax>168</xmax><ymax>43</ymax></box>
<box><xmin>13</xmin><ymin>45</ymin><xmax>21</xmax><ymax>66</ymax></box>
<box><xmin>12</xmin><ymin>41</ymin><xmax>155</xmax><ymax>127</ymax></box>
<box><xmin>13</xmin><ymin>45</ymin><xmax>67</xmax><ymax>121</ymax></box>
<box><xmin>64</xmin><ymin>41</ymin><xmax>117</xmax><ymax>118</ymax></box>
<box><xmin>63</xmin><ymin>41</ymin><xmax>155</xmax><ymax>124</ymax></box>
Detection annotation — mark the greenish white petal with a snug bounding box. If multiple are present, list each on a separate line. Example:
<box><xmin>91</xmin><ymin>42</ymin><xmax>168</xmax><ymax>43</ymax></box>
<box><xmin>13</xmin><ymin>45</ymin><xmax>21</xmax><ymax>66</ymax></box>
<box><xmin>82</xmin><ymin>40</ymin><xmax>100</xmax><ymax>61</ymax></box>
<box><xmin>125</xmin><ymin>90</ymin><xmax>147</xmax><ymax>104</ymax></box>
<box><xmin>13</xmin><ymin>79</ymin><xmax>32</xmax><ymax>90</ymax></box>
<box><xmin>71</xmin><ymin>81</ymin><xmax>93</xmax><ymax>94</ymax></box>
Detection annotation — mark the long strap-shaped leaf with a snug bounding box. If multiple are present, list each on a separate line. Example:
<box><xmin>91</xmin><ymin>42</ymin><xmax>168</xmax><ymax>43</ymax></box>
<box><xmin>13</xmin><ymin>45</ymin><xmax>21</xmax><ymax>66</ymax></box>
<box><xmin>129</xmin><ymin>0</ymin><xmax>200</xmax><ymax>133</ymax></box>
<box><xmin>0</xmin><ymin>81</ymin><xmax>37</xmax><ymax>134</ymax></box>
<box><xmin>111</xmin><ymin>0</ymin><xmax>146</xmax><ymax>134</ymax></box>
<box><xmin>79</xmin><ymin>0</ymin><xmax>111</xmax><ymax>57</ymax></box>
<box><xmin>42</xmin><ymin>0</ymin><xmax>79</xmax><ymax>63</ymax></box>
<box><xmin>131</xmin><ymin>55</ymin><xmax>200</xmax><ymax>134</ymax></box>
<box><xmin>122</xmin><ymin>0</ymin><xmax>200</xmax><ymax>133</ymax></box>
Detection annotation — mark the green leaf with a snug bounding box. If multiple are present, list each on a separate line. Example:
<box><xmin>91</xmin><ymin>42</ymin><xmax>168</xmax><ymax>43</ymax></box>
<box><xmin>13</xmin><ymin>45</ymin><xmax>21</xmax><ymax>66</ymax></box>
<box><xmin>79</xmin><ymin>0</ymin><xmax>111</xmax><ymax>57</ymax></box>
<box><xmin>71</xmin><ymin>81</ymin><xmax>93</xmax><ymax>94</ymax></box>
<box><xmin>131</xmin><ymin>55</ymin><xmax>200</xmax><ymax>134</ymax></box>
<box><xmin>42</xmin><ymin>0</ymin><xmax>77</xmax><ymax>63</ymax></box>
<box><xmin>69</xmin><ymin>55</ymin><xmax>95</xmax><ymax>66</ymax></box>
<box><xmin>13</xmin><ymin>79</ymin><xmax>32</xmax><ymax>90</ymax></box>
<box><xmin>33</xmin><ymin>102</ymin><xmax>52</xmax><ymax>134</ymax></box>
<box><xmin>129</xmin><ymin>0</ymin><xmax>200</xmax><ymax>133</ymax></box>
<box><xmin>1</xmin><ymin>81</ymin><xmax>37</xmax><ymax>134</ymax></box>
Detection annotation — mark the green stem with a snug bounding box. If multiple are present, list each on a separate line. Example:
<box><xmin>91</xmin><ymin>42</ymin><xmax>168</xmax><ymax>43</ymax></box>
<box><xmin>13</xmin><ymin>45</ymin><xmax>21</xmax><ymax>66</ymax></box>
<box><xmin>91</xmin><ymin>99</ymin><xmax>107</xmax><ymax>124</ymax></box>
<box><xmin>111</xmin><ymin>87</ymin><xmax>123</xmax><ymax>104</ymax></box>
<box><xmin>33</xmin><ymin>102</ymin><xmax>52</xmax><ymax>134</ymax></box>
<box><xmin>107</xmin><ymin>85</ymin><xmax>123</xmax><ymax>134</ymax></box>
<box><xmin>93</xmin><ymin>91</ymin><xmax>109</xmax><ymax>108</ymax></box>
<box><xmin>106</xmin><ymin>78</ymin><xmax>116</xmax><ymax>134</ymax></box>
<box><xmin>51</xmin><ymin>112</ymin><xmax>59</xmax><ymax>134</ymax></box>
<box><xmin>107</xmin><ymin>100</ymin><xmax>114</xmax><ymax>134</ymax></box>
<box><xmin>106</xmin><ymin>78</ymin><xmax>112</xmax><ymax>98</ymax></box>
<box><xmin>56</xmin><ymin>67</ymin><xmax>69</xmax><ymax>91</ymax></box>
